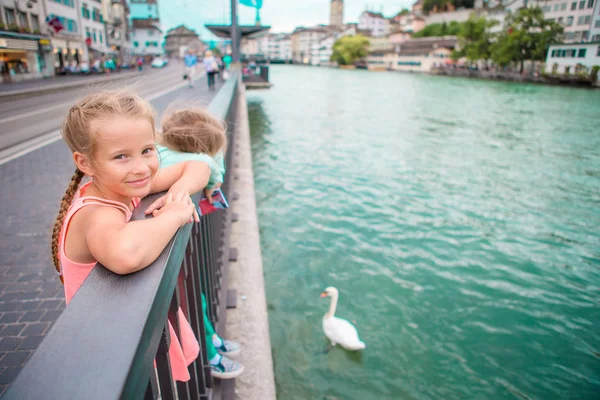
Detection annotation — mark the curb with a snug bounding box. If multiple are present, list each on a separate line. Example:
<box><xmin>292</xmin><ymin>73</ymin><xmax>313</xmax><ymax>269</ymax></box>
<box><xmin>225</xmin><ymin>79</ymin><xmax>277</xmax><ymax>400</ymax></box>
<box><xmin>0</xmin><ymin>70</ymin><xmax>145</xmax><ymax>99</ymax></box>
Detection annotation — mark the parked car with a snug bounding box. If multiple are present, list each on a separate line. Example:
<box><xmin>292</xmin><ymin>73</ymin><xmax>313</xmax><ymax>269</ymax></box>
<box><xmin>151</xmin><ymin>57</ymin><xmax>167</xmax><ymax>68</ymax></box>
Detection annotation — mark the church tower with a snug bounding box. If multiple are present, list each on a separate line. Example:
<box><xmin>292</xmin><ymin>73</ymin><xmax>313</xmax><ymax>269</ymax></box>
<box><xmin>330</xmin><ymin>0</ymin><xmax>344</xmax><ymax>28</ymax></box>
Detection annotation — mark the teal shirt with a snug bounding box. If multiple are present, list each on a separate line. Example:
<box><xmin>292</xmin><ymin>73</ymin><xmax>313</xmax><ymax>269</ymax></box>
<box><xmin>157</xmin><ymin>144</ymin><xmax>225</xmax><ymax>189</ymax></box>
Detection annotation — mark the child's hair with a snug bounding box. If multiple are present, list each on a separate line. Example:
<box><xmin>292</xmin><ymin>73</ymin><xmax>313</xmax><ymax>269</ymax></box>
<box><xmin>51</xmin><ymin>89</ymin><xmax>156</xmax><ymax>279</ymax></box>
<box><xmin>159</xmin><ymin>107</ymin><xmax>227</xmax><ymax>156</ymax></box>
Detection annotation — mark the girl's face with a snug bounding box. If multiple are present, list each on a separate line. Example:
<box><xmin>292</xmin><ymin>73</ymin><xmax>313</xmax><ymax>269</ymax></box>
<box><xmin>86</xmin><ymin>117</ymin><xmax>158</xmax><ymax>201</ymax></box>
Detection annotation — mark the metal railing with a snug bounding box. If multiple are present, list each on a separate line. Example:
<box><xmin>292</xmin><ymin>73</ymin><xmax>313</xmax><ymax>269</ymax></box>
<box><xmin>3</xmin><ymin>72</ymin><xmax>240</xmax><ymax>400</ymax></box>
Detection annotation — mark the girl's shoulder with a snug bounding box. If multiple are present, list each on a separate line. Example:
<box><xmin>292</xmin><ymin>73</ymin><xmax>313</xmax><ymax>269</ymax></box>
<box><xmin>158</xmin><ymin>145</ymin><xmax>217</xmax><ymax>169</ymax></box>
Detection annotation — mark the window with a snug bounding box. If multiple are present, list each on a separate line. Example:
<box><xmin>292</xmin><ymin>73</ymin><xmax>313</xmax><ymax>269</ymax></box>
<box><xmin>597</xmin><ymin>45</ymin><xmax>600</xmax><ymax>56</ymax></box>
<box><xmin>572</xmin><ymin>1</ymin><xmax>577</xmax><ymax>9</ymax></box>
<box><xmin>587</xmin><ymin>0</ymin><xmax>594</xmax><ymax>7</ymax></box>
<box><xmin>551</xmin><ymin>50</ymin><xmax>557</xmax><ymax>57</ymax></box>
<box><xmin>596</xmin><ymin>19</ymin><xmax>600</xmax><ymax>27</ymax></box>
<box><xmin>567</xmin><ymin>16</ymin><xmax>574</xmax><ymax>25</ymax></box>
<box><xmin>17</xmin><ymin>11</ymin><xmax>28</xmax><ymax>28</ymax></box>
<box><xmin>134</xmin><ymin>41</ymin><xmax>139</xmax><ymax>47</ymax></box>
<box><xmin>68</xmin><ymin>19</ymin><xmax>77</xmax><ymax>33</ymax></box>
<box><xmin>93</xmin><ymin>29</ymin><xmax>97</xmax><ymax>42</ymax></box>
<box><xmin>584</xmin><ymin>15</ymin><xmax>592</xmax><ymax>24</ymax></box>
<box><xmin>582</xmin><ymin>30</ymin><xmax>589</xmax><ymax>39</ymax></box>
<box><xmin>562</xmin><ymin>2</ymin><xmax>567</xmax><ymax>10</ymax></box>
<box><xmin>31</xmin><ymin>14</ymin><xmax>39</xmax><ymax>31</ymax></box>
<box><xmin>558</xmin><ymin>17</ymin><xmax>564</xmax><ymax>23</ymax></box>
<box><xmin>554</xmin><ymin>4</ymin><xmax>560</xmax><ymax>10</ymax></box>
<box><xmin>578</xmin><ymin>48</ymin><xmax>586</xmax><ymax>57</ymax></box>
<box><xmin>148</xmin><ymin>29</ymin><xmax>154</xmax><ymax>36</ymax></box>
<box><xmin>566</xmin><ymin>31</ymin><xmax>575</xmax><ymax>40</ymax></box>
<box><xmin>4</xmin><ymin>8</ymin><xmax>15</xmax><ymax>25</ymax></box>
<box><xmin>99</xmin><ymin>33</ymin><xmax>103</xmax><ymax>44</ymax></box>
<box><xmin>82</xmin><ymin>6</ymin><xmax>90</xmax><ymax>19</ymax></box>
<box><xmin>579</xmin><ymin>0</ymin><xmax>586</xmax><ymax>8</ymax></box>
<box><xmin>578</xmin><ymin>15</ymin><xmax>586</xmax><ymax>24</ymax></box>
<box><xmin>86</xmin><ymin>28</ymin><xmax>91</xmax><ymax>39</ymax></box>
<box><xmin>93</xmin><ymin>9</ymin><xmax>101</xmax><ymax>22</ymax></box>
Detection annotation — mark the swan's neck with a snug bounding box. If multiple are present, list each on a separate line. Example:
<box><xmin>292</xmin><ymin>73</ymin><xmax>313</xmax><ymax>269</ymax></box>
<box><xmin>326</xmin><ymin>293</ymin><xmax>338</xmax><ymax>318</ymax></box>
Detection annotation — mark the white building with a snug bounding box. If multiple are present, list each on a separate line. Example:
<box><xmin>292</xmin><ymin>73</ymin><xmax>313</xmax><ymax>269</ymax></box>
<box><xmin>542</xmin><ymin>0</ymin><xmax>597</xmax><ymax>42</ymax></box>
<box><xmin>587</xmin><ymin>0</ymin><xmax>600</xmax><ymax>41</ymax></box>
<box><xmin>291</xmin><ymin>26</ymin><xmax>330</xmax><ymax>64</ymax></box>
<box><xmin>80</xmin><ymin>0</ymin><xmax>110</xmax><ymax>63</ymax></box>
<box><xmin>0</xmin><ymin>0</ymin><xmax>54</xmax><ymax>80</ymax></box>
<box><xmin>131</xmin><ymin>18</ymin><xmax>162</xmax><ymax>57</ymax></box>
<box><xmin>276</xmin><ymin>34</ymin><xmax>292</xmax><ymax>62</ymax></box>
<box><xmin>45</xmin><ymin>0</ymin><xmax>86</xmax><ymax>72</ymax></box>
<box><xmin>545</xmin><ymin>42</ymin><xmax>600</xmax><ymax>73</ymax></box>
<box><xmin>367</xmin><ymin>36</ymin><xmax>457</xmax><ymax>72</ymax></box>
<box><xmin>358</xmin><ymin>11</ymin><xmax>391</xmax><ymax>37</ymax></box>
<box><xmin>102</xmin><ymin>0</ymin><xmax>133</xmax><ymax>65</ymax></box>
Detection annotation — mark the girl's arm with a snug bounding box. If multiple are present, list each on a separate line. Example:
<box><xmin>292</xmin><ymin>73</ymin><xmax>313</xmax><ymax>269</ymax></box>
<box><xmin>150</xmin><ymin>160</ymin><xmax>211</xmax><ymax>196</ymax></box>
<box><xmin>83</xmin><ymin>193</ymin><xmax>195</xmax><ymax>275</ymax></box>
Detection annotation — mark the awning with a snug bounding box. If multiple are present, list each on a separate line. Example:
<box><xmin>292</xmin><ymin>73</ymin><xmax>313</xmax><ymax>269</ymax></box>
<box><xmin>205</xmin><ymin>24</ymin><xmax>271</xmax><ymax>38</ymax></box>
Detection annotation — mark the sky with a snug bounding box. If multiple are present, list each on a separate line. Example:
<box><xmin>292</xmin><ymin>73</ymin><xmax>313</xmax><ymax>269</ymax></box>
<box><xmin>159</xmin><ymin>0</ymin><xmax>414</xmax><ymax>40</ymax></box>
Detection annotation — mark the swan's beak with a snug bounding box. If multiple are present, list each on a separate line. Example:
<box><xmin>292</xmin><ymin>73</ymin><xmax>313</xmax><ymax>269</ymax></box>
<box><xmin>320</xmin><ymin>292</ymin><xmax>327</xmax><ymax>298</ymax></box>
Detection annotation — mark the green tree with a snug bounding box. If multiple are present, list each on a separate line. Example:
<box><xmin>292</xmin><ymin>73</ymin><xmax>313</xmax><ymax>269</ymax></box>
<box><xmin>412</xmin><ymin>21</ymin><xmax>462</xmax><ymax>38</ymax></box>
<box><xmin>331</xmin><ymin>35</ymin><xmax>370</xmax><ymax>66</ymax></box>
<box><xmin>453</xmin><ymin>16</ymin><xmax>498</xmax><ymax>64</ymax></box>
<box><xmin>422</xmin><ymin>0</ymin><xmax>453</xmax><ymax>13</ymax></box>
<box><xmin>491</xmin><ymin>7</ymin><xmax>563</xmax><ymax>73</ymax></box>
<box><xmin>395</xmin><ymin>8</ymin><xmax>410</xmax><ymax>18</ymax></box>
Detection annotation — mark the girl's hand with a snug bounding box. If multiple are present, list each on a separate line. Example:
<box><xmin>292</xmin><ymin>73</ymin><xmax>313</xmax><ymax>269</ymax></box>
<box><xmin>204</xmin><ymin>182</ymin><xmax>222</xmax><ymax>205</ymax></box>
<box><xmin>145</xmin><ymin>192</ymin><xmax>199</xmax><ymax>224</ymax></box>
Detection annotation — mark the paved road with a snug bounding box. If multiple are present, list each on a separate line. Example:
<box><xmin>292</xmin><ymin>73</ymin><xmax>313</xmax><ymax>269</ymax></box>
<box><xmin>0</xmin><ymin>69</ymin><xmax>222</xmax><ymax>394</ymax></box>
<box><xmin>0</xmin><ymin>65</ymin><xmax>195</xmax><ymax>154</ymax></box>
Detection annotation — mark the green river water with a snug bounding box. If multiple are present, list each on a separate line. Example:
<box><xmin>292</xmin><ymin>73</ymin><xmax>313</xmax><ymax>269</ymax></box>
<box><xmin>247</xmin><ymin>65</ymin><xmax>600</xmax><ymax>400</ymax></box>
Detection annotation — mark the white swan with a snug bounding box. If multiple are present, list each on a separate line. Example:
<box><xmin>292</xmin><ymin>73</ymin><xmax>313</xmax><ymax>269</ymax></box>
<box><xmin>321</xmin><ymin>286</ymin><xmax>366</xmax><ymax>351</ymax></box>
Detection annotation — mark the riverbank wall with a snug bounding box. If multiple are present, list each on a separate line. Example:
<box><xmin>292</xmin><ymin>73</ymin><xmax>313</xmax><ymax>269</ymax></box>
<box><xmin>430</xmin><ymin>67</ymin><xmax>600</xmax><ymax>88</ymax></box>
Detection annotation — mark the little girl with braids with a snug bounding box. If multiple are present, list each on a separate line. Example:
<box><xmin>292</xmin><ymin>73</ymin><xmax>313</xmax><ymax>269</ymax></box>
<box><xmin>52</xmin><ymin>90</ymin><xmax>212</xmax><ymax>382</ymax></box>
<box><xmin>157</xmin><ymin>107</ymin><xmax>245</xmax><ymax>380</ymax></box>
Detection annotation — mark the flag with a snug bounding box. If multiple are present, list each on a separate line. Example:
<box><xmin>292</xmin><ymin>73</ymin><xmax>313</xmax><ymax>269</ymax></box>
<box><xmin>45</xmin><ymin>16</ymin><xmax>64</xmax><ymax>33</ymax></box>
<box><xmin>239</xmin><ymin>0</ymin><xmax>262</xmax><ymax>9</ymax></box>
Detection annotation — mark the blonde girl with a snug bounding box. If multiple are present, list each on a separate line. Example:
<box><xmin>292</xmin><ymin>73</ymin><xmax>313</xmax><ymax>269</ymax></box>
<box><xmin>157</xmin><ymin>107</ymin><xmax>227</xmax><ymax>201</ymax></box>
<box><xmin>51</xmin><ymin>90</ymin><xmax>212</xmax><ymax>382</ymax></box>
<box><xmin>156</xmin><ymin>107</ymin><xmax>245</xmax><ymax>380</ymax></box>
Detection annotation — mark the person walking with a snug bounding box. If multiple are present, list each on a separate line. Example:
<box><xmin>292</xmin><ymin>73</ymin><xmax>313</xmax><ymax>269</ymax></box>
<box><xmin>203</xmin><ymin>50</ymin><xmax>218</xmax><ymax>91</ymax></box>
<box><xmin>184</xmin><ymin>49</ymin><xmax>198</xmax><ymax>89</ymax></box>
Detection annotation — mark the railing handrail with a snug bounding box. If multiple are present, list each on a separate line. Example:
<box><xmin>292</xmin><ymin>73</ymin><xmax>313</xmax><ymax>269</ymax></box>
<box><xmin>3</xmin><ymin>72</ymin><xmax>240</xmax><ymax>400</ymax></box>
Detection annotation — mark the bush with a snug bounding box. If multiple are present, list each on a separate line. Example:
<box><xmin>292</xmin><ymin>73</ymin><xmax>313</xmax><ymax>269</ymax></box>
<box><xmin>8</xmin><ymin>24</ymin><xmax>19</xmax><ymax>32</ymax></box>
<box><xmin>591</xmin><ymin>66</ymin><xmax>600</xmax><ymax>82</ymax></box>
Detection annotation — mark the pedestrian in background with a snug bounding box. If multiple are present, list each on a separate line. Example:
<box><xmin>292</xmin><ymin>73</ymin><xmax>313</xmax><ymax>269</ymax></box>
<box><xmin>184</xmin><ymin>49</ymin><xmax>197</xmax><ymax>89</ymax></box>
<box><xmin>203</xmin><ymin>50</ymin><xmax>218</xmax><ymax>91</ymax></box>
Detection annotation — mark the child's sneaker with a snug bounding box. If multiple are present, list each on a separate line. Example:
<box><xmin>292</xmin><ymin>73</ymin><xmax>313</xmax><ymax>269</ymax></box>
<box><xmin>210</xmin><ymin>355</ymin><xmax>244</xmax><ymax>379</ymax></box>
<box><xmin>217</xmin><ymin>339</ymin><xmax>241</xmax><ymax>357</ymax></box>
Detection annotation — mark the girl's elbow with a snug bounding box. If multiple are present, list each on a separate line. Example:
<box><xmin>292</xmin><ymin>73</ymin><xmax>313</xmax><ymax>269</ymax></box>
<box><xmin>107</xmin><ymin>248</ymin><xmax>145</xmax><ymax>275</ymax></box>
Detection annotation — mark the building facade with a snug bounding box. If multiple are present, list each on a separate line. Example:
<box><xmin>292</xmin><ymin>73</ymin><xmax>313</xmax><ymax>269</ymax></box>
<box><xmin>291</xmin><ymin>26</ymin><xmax>329</xmax><ymax>63</ymax></box>
<box><xmin>45</xmin><ymin>0</ymin><xmax>86</xmax><ymax>73</ymax></box>
<box><xmin>80</xmin><ymin>0</ymin><xmax>110</xmax><ymax>63</ymax></box>
<box><xmin>542</xmin><ymin>0</ymin><xmax>597</xmax><ymax>43</ymax></box>
<box><xmin>164</xmin><ymin>24</ymin><xmax>203</xmax><ymax>58</ymax></box>
<box><xmin>358</xmin><ymin>11</ymin><xmax>391</xmax><ymax>37</ymax></box>
<box><xmin>131</xmin><ymin>18</ymin><xmax>161</xmax><ymax>57</ymax></box>
<box><xmin>367</xmin><ymin>36</ymin><xmax>456</xmax><ymax>72</ymax></box>
<box><xmin>102</xmin><ymin>0</ymin><xmax>133</xmax><ymax>65</ymax></box>
<box><xmin>0</xmin><ymin>0</ymin><xmax>54</xmax><ymax>81</ymax></box>
<box><xmin>129</xmin><ymin>0</ymin><xmax>162</xmax><ymax>58</ymax></box>
<box><xmin>330</xmin><ymin>0</ymin><xmax>343</xmax><ymax>28</ymax></box>
<box><xmin>545</xmin><ymin>41</ymin><xmax>600</xmax><ymax>73</ymax></box>
<box><xmin>591</xmin><ymin>0</ymin><xmax>600</xmax><ymax>41</ymax></box>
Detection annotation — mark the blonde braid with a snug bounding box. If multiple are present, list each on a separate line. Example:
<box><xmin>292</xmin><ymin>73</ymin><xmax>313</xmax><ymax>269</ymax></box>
<box><xmin>51</xmin><ymin>169</ymin><xmax>85</xmax><ymax>283</ymax></box>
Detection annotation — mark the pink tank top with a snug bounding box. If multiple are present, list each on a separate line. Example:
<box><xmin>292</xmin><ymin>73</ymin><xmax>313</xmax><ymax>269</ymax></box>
<box><xmin>59</xmin><ymin>181</ymin><xmax>199</xmax><ymax>381</ymax></box>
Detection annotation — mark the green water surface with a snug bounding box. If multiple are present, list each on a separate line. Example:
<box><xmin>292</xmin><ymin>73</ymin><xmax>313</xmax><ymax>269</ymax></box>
<box><xmin>248</xmin><ymin>65</ymin><xmax>600</xmax><ymax>400</ymax></box>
